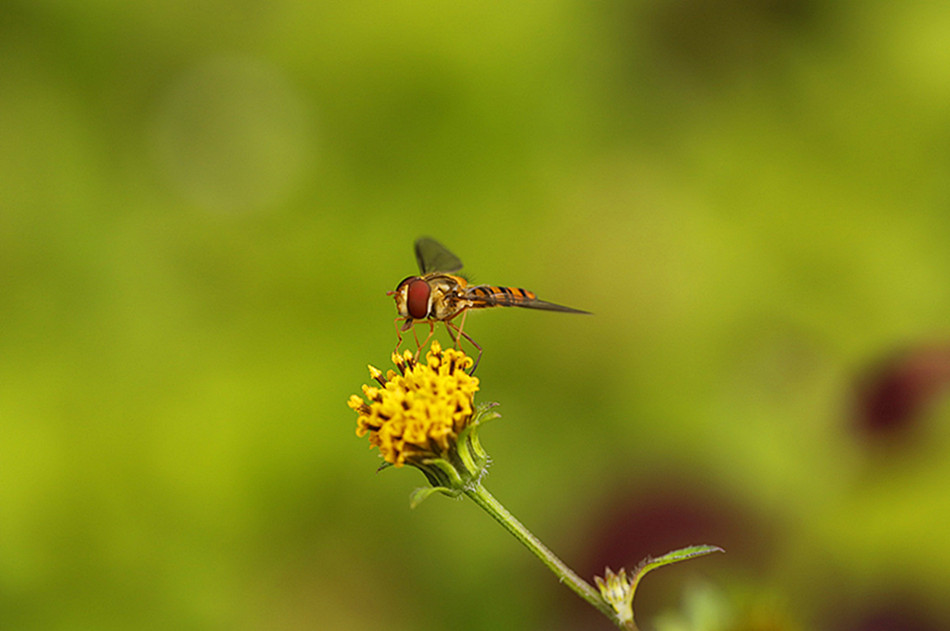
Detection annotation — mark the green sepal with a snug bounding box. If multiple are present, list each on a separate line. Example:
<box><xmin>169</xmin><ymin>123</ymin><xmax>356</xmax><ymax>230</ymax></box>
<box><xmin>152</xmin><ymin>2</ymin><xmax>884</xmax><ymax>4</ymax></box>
<box><xmin>471</xmin><ymin>401</ymin><xmax>501</xmax><ymax>427</ymax></box>
<box><xmin>409</xmin><ymin>485</ymin><xmax>458</xmax><ymax>509</ymax></box>
<box><xmin>457</xmin><ymin>401</ymin><xmax>500</xmax><ymax>472</ymax></box>
<box><xmin>376</xmin><ymin>461</ymin><xmax>394</xmax><ymax>473</ymax></box>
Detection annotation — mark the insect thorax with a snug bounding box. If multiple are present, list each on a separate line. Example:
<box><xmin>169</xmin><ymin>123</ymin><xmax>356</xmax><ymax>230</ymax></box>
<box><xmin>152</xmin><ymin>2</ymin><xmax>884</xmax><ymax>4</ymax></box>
<box><xmin>427</xmin><ymin>275</ymin><xmax>469</xmax><ymax>320</ymax></box>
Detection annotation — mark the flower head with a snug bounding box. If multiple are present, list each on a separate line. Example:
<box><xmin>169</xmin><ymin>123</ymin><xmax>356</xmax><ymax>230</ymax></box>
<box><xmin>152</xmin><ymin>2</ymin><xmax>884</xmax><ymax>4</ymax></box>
<box><xmin>348</xmin><ymin>341</ymin><xmax>495</xmax><ymax>494</ymax></box>
<box><xmin>595</xmin><ymin>567</ymin><xmax>635</xmax><ymax>626</ymax></box>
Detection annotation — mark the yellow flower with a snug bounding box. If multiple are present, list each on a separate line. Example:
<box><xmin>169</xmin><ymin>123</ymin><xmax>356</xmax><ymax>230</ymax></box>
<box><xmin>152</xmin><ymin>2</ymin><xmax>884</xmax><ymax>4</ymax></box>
<box><xmin>348</xmin><ymin>341</ymin><xmax>481</xmax><ymax>470</ymax></box>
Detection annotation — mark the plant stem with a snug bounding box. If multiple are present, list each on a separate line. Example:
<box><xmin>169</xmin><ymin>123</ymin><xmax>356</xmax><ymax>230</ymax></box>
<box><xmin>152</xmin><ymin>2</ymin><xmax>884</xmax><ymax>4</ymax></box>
<box><xmin>465</xmin><ymin>481</ymin><xmax>616</xmax><ymax>622</ymax></box>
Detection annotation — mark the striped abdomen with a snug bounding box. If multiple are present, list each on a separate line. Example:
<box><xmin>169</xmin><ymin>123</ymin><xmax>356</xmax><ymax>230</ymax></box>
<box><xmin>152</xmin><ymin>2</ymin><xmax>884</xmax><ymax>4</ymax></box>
<box><xmin>467</xmin><ymin>285</ymin><xmax>537</xmax><ymax>307</ymax></box>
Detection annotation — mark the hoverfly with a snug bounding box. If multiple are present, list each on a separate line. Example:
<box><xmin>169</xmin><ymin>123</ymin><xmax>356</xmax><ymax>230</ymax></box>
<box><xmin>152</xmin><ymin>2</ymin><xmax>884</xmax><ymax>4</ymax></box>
<box><xmin>388</xmin><ymin>237</ymin><xmax>589</xmax><ymax>372</ymax></box>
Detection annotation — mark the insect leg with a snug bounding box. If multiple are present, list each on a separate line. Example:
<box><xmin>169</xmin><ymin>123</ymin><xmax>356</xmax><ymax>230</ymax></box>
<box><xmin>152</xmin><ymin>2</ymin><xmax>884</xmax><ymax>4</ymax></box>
<box><xmin>445</xmin><ymin>317</ymin><xmax>482</xmax><ymax>375</ymax></box>
<box><xmin>392</xmin><ymin>317</ymin><xmax>408</xmax><ymax>357</ymax></box>
<box><xmin>453</xmin><ymin>309</ymin><xmax>469</xmax><ymax>349</ymax></box>
<box><xmin>411</xmin><ymin>320</ymin><xmax>437</xmax><ymax>361</ymax></box>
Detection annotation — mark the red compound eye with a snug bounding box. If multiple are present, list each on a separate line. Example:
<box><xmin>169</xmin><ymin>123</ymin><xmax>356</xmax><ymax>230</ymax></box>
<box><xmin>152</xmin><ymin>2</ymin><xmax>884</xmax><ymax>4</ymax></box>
<box><xmin>406</xmin><ymin>279</ymin><xmax>431</xmax><ymax>320</ymax></box>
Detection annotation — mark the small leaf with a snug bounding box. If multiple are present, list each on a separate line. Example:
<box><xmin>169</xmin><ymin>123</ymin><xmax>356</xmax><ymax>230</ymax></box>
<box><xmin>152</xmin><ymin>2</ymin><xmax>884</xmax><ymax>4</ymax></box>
<box><xmin>409</xmin><ymin>485</ymin><xmax>454</xmax><ymax>509</ymax></box>
<box><xmin>642</xmin><ymin>545</ymin><xmax>724</xmax><ymax>569</ymax></box>
<box><xmin>631</xmin><ymin>545</ymin><xmax>724</xmax><ymax>594</ymax></box>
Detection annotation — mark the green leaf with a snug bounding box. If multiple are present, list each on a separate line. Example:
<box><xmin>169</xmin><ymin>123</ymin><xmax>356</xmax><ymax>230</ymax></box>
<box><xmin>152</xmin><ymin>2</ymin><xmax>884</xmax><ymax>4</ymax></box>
<box><xmin>631</xmin><ymin>545</ymin><xmax>724</xmax><ymax>594</ymax></box>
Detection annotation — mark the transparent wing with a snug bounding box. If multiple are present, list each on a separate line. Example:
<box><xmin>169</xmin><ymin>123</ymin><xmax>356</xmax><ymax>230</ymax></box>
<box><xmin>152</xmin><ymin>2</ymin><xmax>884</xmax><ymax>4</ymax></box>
<box><xmin>465</xmin><ymin>285</ymin><xmax>590</xmax><ymax>314</ymax></box>
<box><xmin>414</xmin><ymin>237</ymin><xmax>464</xmax><ymax>274</ymax></box>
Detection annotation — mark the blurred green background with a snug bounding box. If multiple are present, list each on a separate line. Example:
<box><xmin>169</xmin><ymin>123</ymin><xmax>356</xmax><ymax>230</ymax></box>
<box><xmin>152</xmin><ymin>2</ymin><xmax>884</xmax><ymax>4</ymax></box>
<box><xmin>3</xmin><ymin>2</ymin><xmax>950</xmax><ymax>630</ymax></box>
